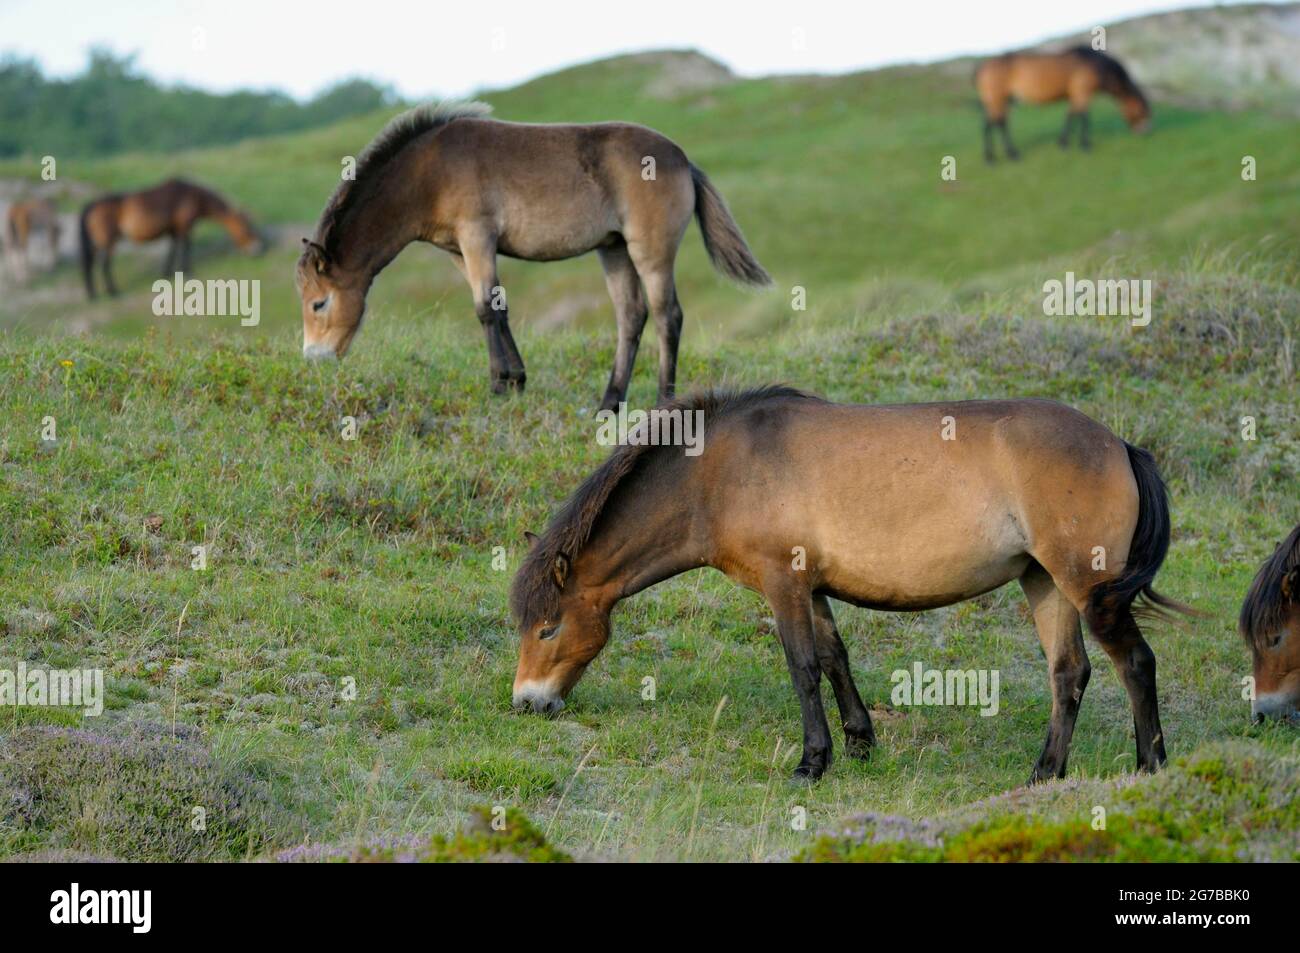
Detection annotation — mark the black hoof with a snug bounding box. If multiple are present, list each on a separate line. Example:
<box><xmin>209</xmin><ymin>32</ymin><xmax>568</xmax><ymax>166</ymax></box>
<box><xmin>1028</xmin><ymin>766</ymin><xmax>1054</xmax><ymax>785</ymax></box>
<box><xmin>844</xmin><ymin>734</ymin><xmax>875</xmax><ymax>761</ymax></box>
<box><xmin>490</xmin><ymin>379</ymin><xmax>508</xmax><ymax>395</ymax></box>
<box><xmin>506</xmin><ymin>375</ymin><xmax>526</xmax><ymax>393</ymax></box>
<box><xmin>792</xmin><ymin>751</ymin><xmax>829</xmax><ymax>781</ymax></box>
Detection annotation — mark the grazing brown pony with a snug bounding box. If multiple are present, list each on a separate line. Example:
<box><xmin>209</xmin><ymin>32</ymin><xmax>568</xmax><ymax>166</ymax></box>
<box><xmin>5</xmin><ymin>198</ymin><xmax>61</xmax><ymax>281</ymax></box>
<box><xmin>295</xmin><ymin>102</ymin><xmax>771</xmax><ymax>411</ymax></box>
<box><xmin>1240</xmin><ymin>522</ymin><xmax>1300</xmax><ymax>722</ymax></box>
<box><xmin>79</xmin><ymin>178</ymin><xmax>263</xmax><ymax>299</ymax></box>
<box><xmin>511</xmin><ymin>387</ymin><xmax>1189</xmax><ymax>781</ymax></box>
<box><xmin>975</xmin><ymin>47</ymin><xmax>1151</xmax><ymax>161</ymax></box>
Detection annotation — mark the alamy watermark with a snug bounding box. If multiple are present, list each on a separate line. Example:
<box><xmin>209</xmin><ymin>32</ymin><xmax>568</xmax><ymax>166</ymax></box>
<box><xmin>891</xmin><ymin>662</ymin><xmax>1000</xmax><ymax>716</ymax></box>
<box><xmin>595</xmin><ymin>402</ymin><xmax>704</xmax><ymax>457</ymax></box>
<box><xmin>1042</xmin><ymin>271</ymin><xmax>1151</xmax><ymax>327</ymax></box>
<box><xmin>1</xmin><ymin>663</ymin><xmax>104</xmax><ymax>716</ymax></box>
<box><xmin>152</xmin><ymin>273</ymin><xmax>260</xmax><ymax>326</ymax></box>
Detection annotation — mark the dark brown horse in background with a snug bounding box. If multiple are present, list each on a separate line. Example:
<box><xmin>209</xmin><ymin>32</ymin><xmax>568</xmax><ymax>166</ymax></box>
<box><xmin>976</xmin><ymin>47</ymin><xmax>1151</xmax><ymax>161</ymax></box>
<box><xmin>1240</xmin><ymin>521</ymin><xmax>1300</xmax><ymax>722</ymax></box>
<box><xmin>79</xmin><ymin>178</ymin><xmax>263</xmax><ymax>298</ymax></box>
<box><xmin>511</xmin><ymin>387</ymin><xmax>1189</xmax><ymax>781</ymax></box>
<box><xmin>295</xmin><ymin>102</ymin><xmax>771</xmax><ymax>411</ymax></box>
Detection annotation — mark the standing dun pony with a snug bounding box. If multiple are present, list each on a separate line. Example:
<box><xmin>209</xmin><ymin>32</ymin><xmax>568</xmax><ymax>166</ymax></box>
<box><xmin>79</xmin><ymin>178</ymin><xmax>263</xmax><ymax>299</ymax></box>
<box><xmin>1240</xmin><ymin>522</ymin><xmax>1300</xmax><ymax>722</ymax></box>
<box><xmin>295</xmin><ymin>102</ymin><xmax>771</xmax><ymax>411</ymax></box>
<box><xmin>975</xmin><ymin>47</ymin><xmax>1151</xmax><ymax>161</ymax></box>
<box><xmin>512</xmin><ymin>387</ymin><xmax>1189</xmax><ymax>782</ymax></box>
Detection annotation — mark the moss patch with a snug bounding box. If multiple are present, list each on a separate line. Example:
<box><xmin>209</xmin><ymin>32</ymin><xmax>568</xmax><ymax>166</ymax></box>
<box><xmin>799</xmin><ymin>743</ymin><xmax>1298</xmax><ymax>862</ymax></box>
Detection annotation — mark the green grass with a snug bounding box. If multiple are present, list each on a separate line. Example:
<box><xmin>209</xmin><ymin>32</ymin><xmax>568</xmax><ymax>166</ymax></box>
<box><xmin>0</xmin><ymin>50</ymin><xmax>1297</xmax><ymax>861</ymax></box>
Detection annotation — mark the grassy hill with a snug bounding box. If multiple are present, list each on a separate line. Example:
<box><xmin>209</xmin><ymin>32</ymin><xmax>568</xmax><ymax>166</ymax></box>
<box><xmin>1</xmin><ymin>14</ymin><xmax>1298</xmax><ymax>861</ymax></box>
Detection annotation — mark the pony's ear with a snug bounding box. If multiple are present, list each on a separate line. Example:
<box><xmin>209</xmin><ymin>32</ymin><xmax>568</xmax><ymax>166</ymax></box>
<box><xmin>300</xmin><ymin>238</ymin><xmax>332</xmax><ymax>275</ymax></box>
<box><xmin>552</xmin><ymin>553</ymin><xmax>570</xmax><ymax>590</ymax></box>
<box><xmin>523</xmin><ymin>531</ymin><xmax>540</xmax><ymax>550</ymax></box>
<box><xmin>1282</xmin><ymin>567</ymin><xmax>1299</xmax><ymax>603</ymax></box>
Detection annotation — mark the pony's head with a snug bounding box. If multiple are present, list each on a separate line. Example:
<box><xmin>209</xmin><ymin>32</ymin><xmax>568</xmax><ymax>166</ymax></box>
<box><xmin>225</xmin><ymin>209</ymin><xmax>265</xmax><ymax>255</ymax></box>
<box><xmin>510</xmin><ymin>533</ymin><xmax>611</xmax><ymax>714</ymax></box>
<box><xmin>1240</xmin><ymin>525</ymin><xmax>1300</xmax><ymax>722</ymax></box>
<box><xmin>296</xmin><ymin>239</ymin><xmax>368</xmax><ymax>361</ymax></box>
<box><xmin>1119</xmin><ymin>90</ymin><xmax>1151</xmax><ymax>133</ymax></box>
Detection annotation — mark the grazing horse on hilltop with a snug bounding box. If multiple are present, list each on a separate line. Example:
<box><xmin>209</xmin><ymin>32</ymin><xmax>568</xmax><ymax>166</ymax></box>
<box><xmin>5</xmin><ymin>198</ymin><xmax>61</xmax><ymax>282</ymax></box>
<box><xmin>295</xmin><ymin>102</ymin><xmax>771</xmax><ymax>412</ymax></box>
<box><xmin>975</xmin><ymin>47</ymin><xmax>1151</xmax><ymax>161</ymax></box>
<box><xmin>79</xmin><ymin>178</ymin><xmax>263</xmax><ymax>299</ymax></box>
<box><xmin>1240</xmin><ymin>522</ymin><xmax>1300</xmax><ymax>722</ymax></box>
<box><xmin>511</xmin><ymin>387</ymin><xmax>1190</xmax><ymax>782</ymax></box>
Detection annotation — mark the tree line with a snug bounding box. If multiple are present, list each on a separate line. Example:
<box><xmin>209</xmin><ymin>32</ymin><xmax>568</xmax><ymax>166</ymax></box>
<box><xmin>0</xmin><ymin>49</ymin><xmax>400</xmax><ymax>158</ymax></box>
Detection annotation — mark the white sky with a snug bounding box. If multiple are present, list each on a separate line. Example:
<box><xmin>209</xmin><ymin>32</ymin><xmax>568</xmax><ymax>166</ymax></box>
<box><xmin>0</xmin><ymin>0</ymin><xmax>1271</xmax><ymax>99</ymax></box>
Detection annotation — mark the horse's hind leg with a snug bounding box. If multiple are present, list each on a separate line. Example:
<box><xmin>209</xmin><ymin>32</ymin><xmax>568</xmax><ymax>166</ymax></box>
<box><xmin>998</xmin><ymin>119</ymin><xmax>1020</xmax><ymax>160</ymax></box>
<box><xmin>1059</xmin><ymin>112</ymin><xmax>1076</xmax><ymax>149</ymax></box>
<box><xmin>764</xmin><ymin>573</ymin><xmax>833</xmax><ymax>780</ymax></box>
<box><xmin>101</xmin><ymin>245</ymin><xmax>119</xmax><ymax>297</ymax></box>
<box><xmin>1085</xmin><ymin>601</ymin><xmax>1166</xmax><ymax>772</ymax></box>
<box><xmin>1020</xmin><ymin>564</ymin><xmax>1091</xmax><ymax>782</ymax></box>
<box><xmin>811</xmin><ymin>594</ymin><xmax>875</xmax><ymax>759</ymax></box>
<box><xmin>630</xmin><ymin>257</ymin><xmax>683</xmax><ymax>402</ymax></box>
<box><xmin>596</xmin><ymin>241</ymin><xmax>649</xmax><ymax>413</ymax></box>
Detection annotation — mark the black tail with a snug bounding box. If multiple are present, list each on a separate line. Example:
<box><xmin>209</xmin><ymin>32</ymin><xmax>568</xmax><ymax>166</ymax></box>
<box><xmin>78</xmin><ymin>202</ymin><xmax>96</xmax><ymax>298</ymax></box>
<box><xmin>1087</xmin><ymin>442</ymin><xmax>1192</xmax><ymax>624</ymax></box>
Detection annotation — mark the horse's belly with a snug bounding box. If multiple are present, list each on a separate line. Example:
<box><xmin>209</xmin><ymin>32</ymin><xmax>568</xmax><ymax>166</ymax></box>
<box><xmin>118</xmin><ymin>207</ymin><xmax>162</xmax><ymax>242</ymax></box>
<box><xmin>813</xmin><ymin>503</ymin><xmax>1030</xmax><ymax>610</ymax></box>
<box><xmin>497</xmin><ymin>228</ymin><xmax>612</xmax><ymax>262</ymax></box>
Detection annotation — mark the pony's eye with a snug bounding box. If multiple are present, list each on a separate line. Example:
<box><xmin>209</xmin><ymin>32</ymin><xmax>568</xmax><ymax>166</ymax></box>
<box><xmin>312</xmin><ymin>299</ymin><xmax>327</xmax><ymax>313</ymax></box>
<box><xmin>538</xmin><ymin>625</ymin><xmax>559</xmax><ymax>641</ymax></box>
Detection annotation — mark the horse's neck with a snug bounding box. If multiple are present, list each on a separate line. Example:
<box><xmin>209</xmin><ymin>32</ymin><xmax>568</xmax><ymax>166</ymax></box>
<box><xmin>578</xmin><ymin>459</ymin><xmax>705</xmax><ymax>606</ymax></box>
<box><xmin>333</xmin><ymin>152</ymin><xmax>432</xmax><ymax>284</ymax></box>
<box><xmin>195</xmin><ymin>189</ymin><xmax>226</xmax><ymax>218</ymax></box>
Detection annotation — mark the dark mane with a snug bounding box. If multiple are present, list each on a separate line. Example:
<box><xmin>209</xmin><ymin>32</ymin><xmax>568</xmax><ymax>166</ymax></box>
<box><xmin>509</xmin><ymin>385</ymin><xmax>821</xmax><ymax>628</ymax></box>
<box><xmin>313</xmin><ymin>101</ymin><xmax>492</xmax><ymax>255</ymax></box>
<box><xmin>1240</xmin><ymin>523</ymin><xmax>1300</xmax><ymax>652</ymax></box>
<box><xmin>1068</xmin><ymin>47</ymin><xmax>1146</xmax><ymax>103</ymax></box>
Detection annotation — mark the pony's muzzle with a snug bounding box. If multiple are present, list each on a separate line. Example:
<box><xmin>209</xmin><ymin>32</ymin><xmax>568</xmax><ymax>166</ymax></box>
<box><xmin>303</xmin><ymin>342</ymin><xmax>338</xmax><ymax>362</ymax></box>
<box><xmin>512</xmin><ymin>684</ymin><xmax>565</xmax><ymax>715</ymax></box>
<box><xmin>1251</xmin><ymin>692</ymin><xmax>1299</xmax><ymax>723</ymax></box>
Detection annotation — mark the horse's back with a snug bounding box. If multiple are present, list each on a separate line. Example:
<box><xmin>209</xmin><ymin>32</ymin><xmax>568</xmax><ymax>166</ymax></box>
<box><xmin>429</xmin><ymin>118</ymin><xmax>694</xmax><ymax>256</ymax></box>
<box><xmin>703</xmin><ymin>397</ymin><xmax>1137</xmax><ymax>609</ymax></box>
<box><xmin>977</xmin><ymin>51</ymin><xmax>1093</xmax><ymax>105</ymax></box>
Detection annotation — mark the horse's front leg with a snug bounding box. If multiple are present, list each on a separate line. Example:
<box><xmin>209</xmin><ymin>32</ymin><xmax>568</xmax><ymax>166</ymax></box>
<box><xmin>1078</xmin><ymin>111</ymin><xmax>1092</xmax><ymax>151</ymax></box>
<box><xmin>162</xmin><ymin>234</ymin><xmax>178</xmax><ymax>277</ymax></box>
<box><xmin>811</xmin><ymin>594</ymin><xmax>875</xmax><ymax>759</ymax></box>
<box><xmin>454</xmin><ymin>240</ymin><xmax>515</xmax><ymax>395</ymax></box>
<box><xmin>179</xmin><ymin>232</ymin><xmax>193</xmax><ymax>276</ymax></box>
<box><xmin>764</xmin><ymin>572</ymin><xmax>832</xmax><ymax>780</ymax></box>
